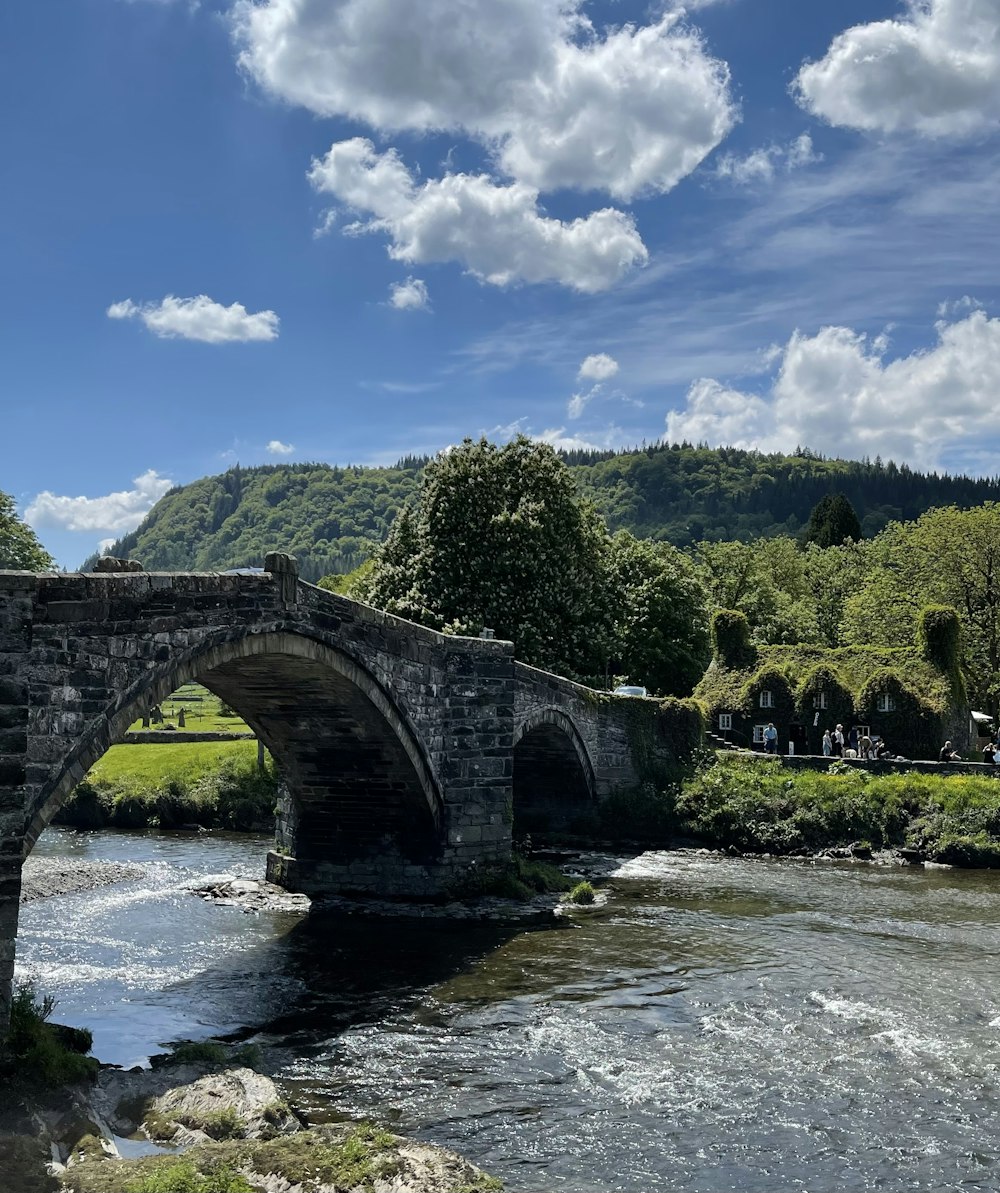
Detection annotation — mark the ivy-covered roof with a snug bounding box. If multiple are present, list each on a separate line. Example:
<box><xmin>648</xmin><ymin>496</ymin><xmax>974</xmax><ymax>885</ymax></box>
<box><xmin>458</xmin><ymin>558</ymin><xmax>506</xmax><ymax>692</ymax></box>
<box><xmin>694</xmin><ymin>644</ymin><xmax>954</xmax><ymax>716</ymax></box>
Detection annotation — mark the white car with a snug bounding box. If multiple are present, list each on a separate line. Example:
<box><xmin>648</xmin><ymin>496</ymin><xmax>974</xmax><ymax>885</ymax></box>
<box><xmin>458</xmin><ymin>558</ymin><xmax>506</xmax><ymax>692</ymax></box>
<box><xmin>612</xmin><ymin>685</ymin><xmax>648</xmax><ymax>697</ymax></box>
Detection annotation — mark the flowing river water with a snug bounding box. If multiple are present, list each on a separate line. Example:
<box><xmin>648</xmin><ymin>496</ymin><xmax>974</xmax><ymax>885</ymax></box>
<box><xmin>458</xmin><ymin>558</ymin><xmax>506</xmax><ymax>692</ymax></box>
<box><xmin>15</xmin><ymin>828</ymin><xmax>1000</xmax><ymax>1192</ymax></box>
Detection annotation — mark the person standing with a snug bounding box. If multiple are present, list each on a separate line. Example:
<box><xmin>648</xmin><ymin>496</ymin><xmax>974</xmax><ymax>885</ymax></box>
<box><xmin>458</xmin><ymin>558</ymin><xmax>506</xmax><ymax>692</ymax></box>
<box><xmin>763</xmin><ymin>722</ymin><xmax>778</xmax><ymax>755</ymax></box>
<box><xmin>833</xmin><ymin>724</ymin><xmax>845</xmax><ymax>757</ymax></box>
<box><xmin>822</xmin><ymin>729</ymin><xmax>833</xmax><ymax>757</ymax></box>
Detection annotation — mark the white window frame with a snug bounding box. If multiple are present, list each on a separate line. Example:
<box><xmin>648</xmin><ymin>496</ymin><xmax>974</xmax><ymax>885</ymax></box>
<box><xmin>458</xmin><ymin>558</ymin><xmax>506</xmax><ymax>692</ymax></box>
<box><xmin>813</xmin><ymin>691</ymin><xmax>828</xmax><ymax>710</ymax></box>
<box><xmin>719</xmin><ymin>713</ymin><xmax>733</xmax><ymax>731</ymax></box>
<box><xmin>753</xmin><ymin>724</ymin><xmax>767</xmax><ymax>744</ymax></box>
<box><xmin>855</xmin><ymin>725</ymin><xmax>871</xmax><ymax>740</ymax></box>
<box><xmin>759</xmin><ymin>690</ymin><xmax>774</xmax><ymax>709</ymax></box>
<box><xmin>876</xmin><ymin>693</ymin><xmax>896</xmax><ymax>713</ymax></box>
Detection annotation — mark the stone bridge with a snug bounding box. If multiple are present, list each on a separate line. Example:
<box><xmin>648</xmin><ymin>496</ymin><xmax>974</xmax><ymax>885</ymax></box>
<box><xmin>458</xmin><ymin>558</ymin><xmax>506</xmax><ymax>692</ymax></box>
<box><xmin>0</xmin><ymin>559</ymin><xmax>686</xmax><ymax>1024</ymax></box>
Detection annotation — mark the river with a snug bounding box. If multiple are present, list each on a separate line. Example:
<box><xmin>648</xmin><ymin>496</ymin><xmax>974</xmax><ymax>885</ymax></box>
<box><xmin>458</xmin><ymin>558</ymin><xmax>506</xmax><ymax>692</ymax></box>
<box><xmin>15</xmin><ymin>828</ymin><xmax>1000</xmax><ymax>1192</ymax></box>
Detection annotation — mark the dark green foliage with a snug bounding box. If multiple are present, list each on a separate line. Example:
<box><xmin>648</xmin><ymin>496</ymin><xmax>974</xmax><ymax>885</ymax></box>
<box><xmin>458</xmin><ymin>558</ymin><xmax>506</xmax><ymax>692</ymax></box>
<box><xmin>739</xmin><ymin>665</ymin><xmax>796</xmax><ymax>724</ymax></box>
<box><xmin>711</xmin><ymin>610</ymin><xmax>755</xmax><ymax>668</ymax></box>
<box><xmin>0</xmin><ymin>489</ymin><xmax>53</xmax><ymax>571</ymax></box>
<box><xmin>363</xmin><ymin>437</ymin><xmax>612</xmax><ymax>679</ymax></box>
<box><xmin>79</xmin><ymin>444</ymin><xmax>1000</xmax><ymax>577</ymax></box>
<box><xmin>605</xmin><ymin>531</ymin><xmax>710</xmax><ymax>696</ymax></box>
<box><xmin>855</xmin><ymin>669</ymin><xmax>936</xmax><ymax>758</ymax></box>
<box><xmin>655</xmin><ymin>698</ymin><xmax>706</xmax><ymax>763</ymax></box>
<box><xmin>804</xmin><ymin>493</ymin><xmax>862</xmax><ymax>548</ymax></box>
<box><xmin>1</xmin><ymin>985</ymin><xmax>97</xmax><ymax>1089</ymax></box>
<box><xmin>597</xmin><ymin>783</ymin><xmax>678</xmax><ymax>843</ymax></box>
<box><xmin>918</xmin><ymin>605</ymin><xmax>962</xmax><ymax>673</ymax></box>
<box><xmin>796</xmin><ymin>665</ymin><xmax>854</xmax><ymax>731</ymax></box>
<box><xmin>82</xmin><ymin>461</ymin><xmax>422</xmax><ymax>581</ymax></box>
<box><xmin>150</xmin><ymin>1040</ymin><xmax>260</xmax><ymax>1070</ymax></box>
<box><xmin>676</xmin><ymin>756</ymin><xmax>911</xmax><ymax>854</ymax></box>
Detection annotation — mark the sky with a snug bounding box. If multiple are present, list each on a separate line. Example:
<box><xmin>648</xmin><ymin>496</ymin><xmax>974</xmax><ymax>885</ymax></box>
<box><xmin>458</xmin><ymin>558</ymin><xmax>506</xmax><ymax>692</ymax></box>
<box><xmin>3</xmin><ymin>0</ymin><xmax>1000</xmax><ymax>567</ymax></box>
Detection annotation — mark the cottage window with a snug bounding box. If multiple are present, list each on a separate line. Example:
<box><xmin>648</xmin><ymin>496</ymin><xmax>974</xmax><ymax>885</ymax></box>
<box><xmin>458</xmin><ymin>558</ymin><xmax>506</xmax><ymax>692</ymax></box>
<box><xmin>719</xmin><ymin>713</ymin><xmax>733</xmax><ymax>731</ymax></box>
<box><xmin>813</xmin><ymin>691</ymin><xmax>828</xmax><ymax>710</ymax></box>
<box><xmin>759</xmin><ymin>690</ymin><xmax>774</xmax><ymax>709</ymax></box>
<box><xmin>752</xmin><ymin>724</ymin><xmax>767</xmax><ymax>743</ymax></box>
<box><xmin>876</xmin><ymin>692</ymin><xmax>896</xmax><ymax>712</ymax></box>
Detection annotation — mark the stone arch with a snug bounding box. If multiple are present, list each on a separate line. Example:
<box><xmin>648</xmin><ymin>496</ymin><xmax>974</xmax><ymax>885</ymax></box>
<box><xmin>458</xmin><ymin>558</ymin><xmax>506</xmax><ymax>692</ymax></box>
<box><xmin>25</xmin><ymin>631</ymin><xmax>444</xmax><ymax>862</ymax></box>
<box><xmin>512</xmin><ymin>707</ymin><xmax>596</xmax><ymax>837</ymax></box>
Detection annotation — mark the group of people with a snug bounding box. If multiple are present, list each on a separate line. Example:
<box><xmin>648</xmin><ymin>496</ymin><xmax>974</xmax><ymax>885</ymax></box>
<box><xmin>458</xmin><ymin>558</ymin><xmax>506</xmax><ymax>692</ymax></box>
<box><xmin>821</xmin><ymin>724</ymin><xmax>887</xmax><ymax>759</ymax></box>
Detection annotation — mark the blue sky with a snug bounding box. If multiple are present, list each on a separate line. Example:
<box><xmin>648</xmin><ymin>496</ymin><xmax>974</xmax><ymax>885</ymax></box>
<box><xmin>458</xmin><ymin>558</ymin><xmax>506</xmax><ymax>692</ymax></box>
<box><xmin>3</xmin><ymin>0</ymin><xmax>1000</xmax><ymax>567</ymax></box>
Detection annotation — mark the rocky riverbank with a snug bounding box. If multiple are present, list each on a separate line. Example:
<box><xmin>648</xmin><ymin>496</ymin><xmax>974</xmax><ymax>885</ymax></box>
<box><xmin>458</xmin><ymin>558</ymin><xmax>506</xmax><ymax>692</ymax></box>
<box><xmin>20</xmin><ymin>859</ymin><xmax>144</xmax><ymax>904</ymax></box>
<box><xmin>1</xmin><ymin>1046</ymin><xmax>503</xmax><ymax>1192</ymax></box>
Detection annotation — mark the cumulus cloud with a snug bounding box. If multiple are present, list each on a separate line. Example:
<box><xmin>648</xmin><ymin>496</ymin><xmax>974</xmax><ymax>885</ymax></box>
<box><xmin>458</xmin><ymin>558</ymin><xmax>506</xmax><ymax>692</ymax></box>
<box><xmin>266</xmin><ymin>440</ymin><xmax>294</xmax><ymax>456</ymax></box>
<box><xmin>578</xmin><ymin>353</ymin><xmax>620</xmax><ymax>381</ymax></box>
<box><xmin>665</xmin><ymin>310</ymin><xmax>1000</xmax><ymax>467</ymax></box>
<box><xmin>25</xmin><ymin>470</ymin><xmax>174</xmax><ymax>534</ymax></box>
<box><xmin>795</xmin><ymin>0</ymin><xmax>1000</xmax><ymax>138</ymax></box>
<box><xmin>235</xmin><ymin>0</ymin><xmax>735</xmax><ymax>202</ymax></box>
<box><xmin>107</xmin><ymin>295</ymin><xmax>279</xmax><ymax>343</ymax></box>
<box><xmin>715</xmin><ymin>133</ymin><xmax>821</xmax><ymax>185</ymax></box>
<box><xmin>389</xmin><ymin>277</ymin><xmax>430</xmax><ymax>311</ymax></box>
<box><xmin>309</xmin><ymin>138</ymin><xmax>648</xmax><ymax>292</ymax></box>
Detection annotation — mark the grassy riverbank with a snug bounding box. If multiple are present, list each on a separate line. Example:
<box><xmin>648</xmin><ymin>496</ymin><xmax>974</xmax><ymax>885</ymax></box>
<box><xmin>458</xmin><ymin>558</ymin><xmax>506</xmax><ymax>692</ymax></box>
<box><xmin>57</xmin><ymin>741</ymin><xmax>278</xmax><ymax>832</ymax></box>
<box><xmin>653</xmin><ymin>755</ymin><xmax>1000</xmax><ymax>865</ymax></box>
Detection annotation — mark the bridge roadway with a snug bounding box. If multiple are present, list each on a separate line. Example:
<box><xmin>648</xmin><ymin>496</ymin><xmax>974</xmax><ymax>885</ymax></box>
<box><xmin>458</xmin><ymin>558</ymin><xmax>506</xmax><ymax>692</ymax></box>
<box><xmin>0</xmin><ymin>555</ymin><xmax>682</xmax><ymax>1025</ymax></box>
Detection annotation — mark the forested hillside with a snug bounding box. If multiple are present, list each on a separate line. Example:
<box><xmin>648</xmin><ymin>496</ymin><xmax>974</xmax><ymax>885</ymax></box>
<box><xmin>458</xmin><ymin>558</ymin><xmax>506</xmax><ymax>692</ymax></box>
<box><xmin>86</xmin><ymin>444</ymin><xmax>1000</xmax><ymax>580</ymax></box>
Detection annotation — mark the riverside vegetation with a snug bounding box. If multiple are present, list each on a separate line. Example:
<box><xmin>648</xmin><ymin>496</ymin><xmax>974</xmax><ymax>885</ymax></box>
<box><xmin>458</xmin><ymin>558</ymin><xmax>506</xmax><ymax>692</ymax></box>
<box><xmin>595</xmin><ymin>753</ymin><xmax>1000</xmax><ymax>867</ymax></box>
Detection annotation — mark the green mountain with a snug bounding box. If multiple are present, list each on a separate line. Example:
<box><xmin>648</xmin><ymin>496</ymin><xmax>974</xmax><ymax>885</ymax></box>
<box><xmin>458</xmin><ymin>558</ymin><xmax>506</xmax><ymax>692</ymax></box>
<box><xmin>85</xmin><ymin>444</ymin><xmax>1000</xmax><ymax>580</ymax></box>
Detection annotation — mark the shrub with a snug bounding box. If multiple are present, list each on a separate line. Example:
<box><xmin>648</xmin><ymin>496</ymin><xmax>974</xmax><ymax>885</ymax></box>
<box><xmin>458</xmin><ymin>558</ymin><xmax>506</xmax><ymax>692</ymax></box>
<box><xmin>123</xmin><ymin>1160</ymin><xmax>254</xmax><ymax>1193</ymax></box>
<box><xmin>711</xmin><ymin>610</ymin><xmax>755</xmax><ymax>668</ymax></box>
<box><xmin>1</xmin><ymin>985</ymin><xmax>97</xmax><ymax>1089</ymax></box>
<box><xmin>568</xmin><ymin>881</ymin><xmax>596</xmax><ymax>904</ymax></box>
<box><xmin>598</xmin><ymin>783</ymin><xmax>677</xmax><ymax>844</ymax></box>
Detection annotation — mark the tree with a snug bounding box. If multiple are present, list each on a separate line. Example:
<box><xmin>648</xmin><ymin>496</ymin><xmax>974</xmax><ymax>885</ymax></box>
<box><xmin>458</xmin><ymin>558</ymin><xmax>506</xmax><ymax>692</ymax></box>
<box><xmin>843</xmin><ymin>505</ymin><xmax>1000</xmax><ymax>712</ymax></box>
<box><xmin>604</xmin><ymin>531</ymin><xmax>710</xmax><ymax>696</ymax></box>
<box><xmin>363</xmin><ymin>437</ymin><xmax>612</xmax><ymax>679</ymax></box>
<box><xmin>693</xmin><ymin>538</ymin><xmax>818</xmax><ymax>645</ymax></box>
<box><xmin>804</xmin><ymin>493</ymin><xmax>862</xmax><ymax>548</ymax></box>
<box><xmin>0</xmin><ymin>490</ymin><xmax>53</xmax><ymax>571</ymax></box>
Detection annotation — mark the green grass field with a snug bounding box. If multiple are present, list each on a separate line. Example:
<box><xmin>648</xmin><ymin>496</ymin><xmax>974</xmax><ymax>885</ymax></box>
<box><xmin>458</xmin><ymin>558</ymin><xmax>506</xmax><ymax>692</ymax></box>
<box><xmin>89</xmin><ymin>739</ymin><xmax>263</xmax><ymax>790</ymax></box>
<box><xmin>126</xmin><ymin>683</ymin><xmax>253</xmax><ymax>735</ymax></box>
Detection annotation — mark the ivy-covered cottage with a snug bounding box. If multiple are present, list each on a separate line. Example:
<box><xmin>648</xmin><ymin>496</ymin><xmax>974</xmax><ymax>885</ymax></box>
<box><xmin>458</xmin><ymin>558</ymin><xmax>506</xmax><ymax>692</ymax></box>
<box><xmin>694</xmin><ymin>607</ymin><xmax>973</xmax><ymax>760</ymax></box>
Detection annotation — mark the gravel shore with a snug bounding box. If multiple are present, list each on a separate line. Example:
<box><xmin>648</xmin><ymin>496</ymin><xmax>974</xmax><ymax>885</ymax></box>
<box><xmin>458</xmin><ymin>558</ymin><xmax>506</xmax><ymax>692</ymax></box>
<box><xmin>20</xmin><ymin>858</ymin><xmax>144</xmax><ymax>903</ymax></box>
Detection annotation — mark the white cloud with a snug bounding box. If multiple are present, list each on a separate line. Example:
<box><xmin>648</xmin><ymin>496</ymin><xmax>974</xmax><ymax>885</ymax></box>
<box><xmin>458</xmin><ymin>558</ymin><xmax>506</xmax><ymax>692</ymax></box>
<box><xmin>266</xmin><ymin>440</ymin><xmax>294</xmax><ymax>456</ymax></box>
<box><xmin>107</xmin><ymin>295</ymin><xmax>279</xmax><ymax>343</ymax></box>
<box><xmin>578</xmin><ymin>353</ymin><xmax>620</xmax><ymax>382</ymax></box>
<box><xmin>795</xmin><ymin>0</ymin><xmax>1000</xmax><ymax>138</ymax></box>
<box><xmin>25</xmin><ymin>470</ymin><xmax>174</xmax><ymax>534</ymax></box>
<box><xmin>937</xmin><ymin>294</ymin><xmax>984</xmax><ymax>318</ymax></box>
<box><xmin>715</xmin><ymin>134</ymin><xmax>821</xmax><ymax>186</ymax></box>
<box><xmin>235</xmin><ymin>0</ymin><xmax>735</xmax><ymax>201</ymax></box>
<box><xmin>309</xmin><ymin>138</ymin><xmax>648</xmax><ymax>292</ymax></box>
<box><xmin>665</xmin><ymin>310</ymin><xmax>1000</xmax><ymax>467</ymax></box>
<box><xmin>389</xmin><ymin>277</ymin><xmax>430</xmax><ymax>311</ymax></box>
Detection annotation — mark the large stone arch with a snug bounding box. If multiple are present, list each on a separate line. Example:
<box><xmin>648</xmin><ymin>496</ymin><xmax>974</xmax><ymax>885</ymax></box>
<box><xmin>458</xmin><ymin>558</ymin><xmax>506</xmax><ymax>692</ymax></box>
<box><xmin>512</xmin><ymin>707</ymin><xmax>596</xmax><ymax>837</ymax></box>
<box><xmin>25</xmin><ymin>631</ymin><xmax>444</xmax><ymax>863</ymax></box>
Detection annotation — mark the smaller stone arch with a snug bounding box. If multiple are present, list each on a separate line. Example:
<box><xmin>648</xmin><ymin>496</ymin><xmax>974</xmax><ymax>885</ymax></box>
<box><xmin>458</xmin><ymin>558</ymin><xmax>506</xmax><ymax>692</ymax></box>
<box><xmin>513</xmin><ymin>707</ymin><xmax>596</xmax><ymax>839</ymax></box>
